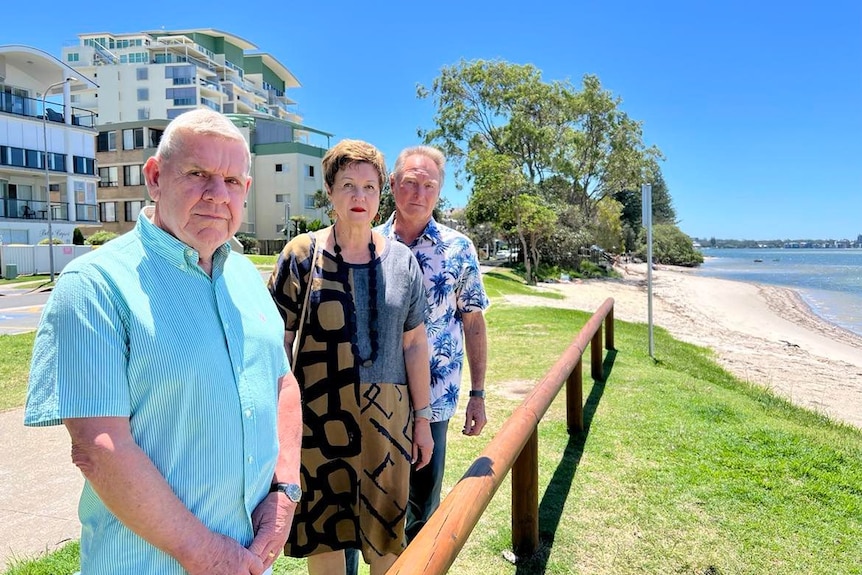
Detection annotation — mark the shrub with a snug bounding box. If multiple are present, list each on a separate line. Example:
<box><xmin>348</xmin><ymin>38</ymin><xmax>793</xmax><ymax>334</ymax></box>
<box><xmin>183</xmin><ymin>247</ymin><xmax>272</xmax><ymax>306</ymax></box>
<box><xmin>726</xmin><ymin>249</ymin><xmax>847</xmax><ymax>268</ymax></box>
<box><xmin>635</xmin><ymin>224</ymin><xmax>704</xmax><ymax>267</ymax></box>
<box><xmin>85</xmin><ymin>231</ymin><xmax>119</xmax><ymax>245</ymax></box>
<box><xmin>37</xmin><ymin>237</ymin><xmax>63</xmax><ymax>245</ymax></box>
<box><xmin>72</xmin><ymin>228</ymin><xmax>85</xmax><ymax>245</ymax></box>
<box><xmin>235</xmin><ymin>233</ymin><xmax>259</xmax><ymax>254</ymax></box>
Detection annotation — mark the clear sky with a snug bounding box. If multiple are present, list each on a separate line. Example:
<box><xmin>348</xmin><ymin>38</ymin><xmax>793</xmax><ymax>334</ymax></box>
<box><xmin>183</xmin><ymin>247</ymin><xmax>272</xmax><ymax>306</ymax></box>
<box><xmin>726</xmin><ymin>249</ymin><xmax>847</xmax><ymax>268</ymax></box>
<box><xmin>5</xmin><ymin>0</ymin><xmax>860</xmax><ymax>240</ymax></box>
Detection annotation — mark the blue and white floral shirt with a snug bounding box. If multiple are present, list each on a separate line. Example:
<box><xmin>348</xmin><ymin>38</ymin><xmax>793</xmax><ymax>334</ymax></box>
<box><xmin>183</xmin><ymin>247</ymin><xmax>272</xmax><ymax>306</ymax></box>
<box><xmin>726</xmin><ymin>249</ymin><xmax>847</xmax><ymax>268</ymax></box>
<box><xmin>377</xmin><ymin>214</ymin><xmax>490</xmax><ymax>423</ymax></box>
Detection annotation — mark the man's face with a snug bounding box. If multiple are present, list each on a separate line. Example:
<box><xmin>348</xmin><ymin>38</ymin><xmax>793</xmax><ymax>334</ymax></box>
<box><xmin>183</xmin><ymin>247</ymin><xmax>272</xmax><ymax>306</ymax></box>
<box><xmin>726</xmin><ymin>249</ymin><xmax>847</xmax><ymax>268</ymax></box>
<box><xmin>390</xmin><ymin>154</ymin><xmax>440</xmax><ymax>225</ymax></box>
<box><xmin>143</xmin><ymin>133</ymin><xmax>250</xmax><ymax>259</ymax></box>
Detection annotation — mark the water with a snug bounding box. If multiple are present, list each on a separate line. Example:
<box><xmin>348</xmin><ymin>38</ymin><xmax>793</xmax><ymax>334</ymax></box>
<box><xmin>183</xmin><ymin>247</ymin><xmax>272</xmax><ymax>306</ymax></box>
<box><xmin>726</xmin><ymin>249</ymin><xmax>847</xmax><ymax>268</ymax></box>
<box><xmin>694</xmin><ymin>248</ymin><xmax>862</xmax><ymax>337</ymax></box>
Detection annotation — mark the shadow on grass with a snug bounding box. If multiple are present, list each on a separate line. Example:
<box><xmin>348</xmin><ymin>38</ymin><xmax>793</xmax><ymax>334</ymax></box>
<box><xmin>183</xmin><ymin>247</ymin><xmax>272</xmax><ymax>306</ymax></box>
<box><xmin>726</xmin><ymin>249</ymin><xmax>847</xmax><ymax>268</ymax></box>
<box><xmin>515</xmin><ymin>349</ymin><xmax>616</xmax><ymax>574</ymax></box>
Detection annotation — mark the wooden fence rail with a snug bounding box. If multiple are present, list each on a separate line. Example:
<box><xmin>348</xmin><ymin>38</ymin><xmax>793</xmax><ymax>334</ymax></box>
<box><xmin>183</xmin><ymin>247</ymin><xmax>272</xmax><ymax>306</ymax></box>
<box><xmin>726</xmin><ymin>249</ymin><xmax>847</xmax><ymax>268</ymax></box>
<box><xmin>388</xmin><ymin>297</ymin><xmax>615</xmax><ymax>573</ymax></box>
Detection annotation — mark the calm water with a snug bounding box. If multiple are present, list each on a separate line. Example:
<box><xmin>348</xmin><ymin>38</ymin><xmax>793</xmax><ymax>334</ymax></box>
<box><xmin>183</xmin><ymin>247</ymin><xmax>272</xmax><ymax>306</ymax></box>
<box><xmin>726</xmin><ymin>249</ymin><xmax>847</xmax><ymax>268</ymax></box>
<box><xmin>694</xmin><ymin>248</ymin><xmax>862</xmax><ymax>337</ymax></box>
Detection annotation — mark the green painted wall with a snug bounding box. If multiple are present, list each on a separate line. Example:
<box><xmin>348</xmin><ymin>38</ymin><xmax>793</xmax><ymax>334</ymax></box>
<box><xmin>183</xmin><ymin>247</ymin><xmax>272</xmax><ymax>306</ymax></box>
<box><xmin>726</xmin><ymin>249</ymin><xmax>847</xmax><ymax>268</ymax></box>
<box><xmin>253</xmin><ymin>142</ymin><xmax>326</xmax><ymax>158</ymax></box>
<box><xmin>245</xmin><ymin>56</ymin><xmax>284</xmax><ymax>91</ymax></box>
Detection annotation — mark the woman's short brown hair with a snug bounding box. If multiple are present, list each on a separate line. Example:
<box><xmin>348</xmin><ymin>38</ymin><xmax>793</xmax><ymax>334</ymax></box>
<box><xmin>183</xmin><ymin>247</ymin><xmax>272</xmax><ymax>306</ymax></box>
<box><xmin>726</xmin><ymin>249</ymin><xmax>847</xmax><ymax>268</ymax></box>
<box><xmin>322</xmin><ymin>139</ymin><xmax>388</xmax><ymax>192</ymax></box>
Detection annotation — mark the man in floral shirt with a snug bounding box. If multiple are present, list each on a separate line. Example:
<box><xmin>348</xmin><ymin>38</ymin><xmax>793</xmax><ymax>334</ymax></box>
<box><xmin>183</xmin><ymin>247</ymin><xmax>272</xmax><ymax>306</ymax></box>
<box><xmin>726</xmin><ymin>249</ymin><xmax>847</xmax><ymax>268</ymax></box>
<box><xmin>377</xmin><ymin>145</ymin><xmax>490</xmax><ymax>542</ymax></box>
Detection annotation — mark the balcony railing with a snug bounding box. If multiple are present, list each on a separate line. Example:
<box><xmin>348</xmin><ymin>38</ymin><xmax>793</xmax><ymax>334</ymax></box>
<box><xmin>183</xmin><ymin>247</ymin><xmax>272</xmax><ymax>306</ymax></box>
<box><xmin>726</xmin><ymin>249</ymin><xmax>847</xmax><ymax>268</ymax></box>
<box><xmin>0</xmin><ymin>93</ymin><xmax>96</xmax><ymax>128</ymax></box>
<box><xmin>0</xmin><ymin>199</ymin><xmax>80</xmax><ymax>222</ymax></box>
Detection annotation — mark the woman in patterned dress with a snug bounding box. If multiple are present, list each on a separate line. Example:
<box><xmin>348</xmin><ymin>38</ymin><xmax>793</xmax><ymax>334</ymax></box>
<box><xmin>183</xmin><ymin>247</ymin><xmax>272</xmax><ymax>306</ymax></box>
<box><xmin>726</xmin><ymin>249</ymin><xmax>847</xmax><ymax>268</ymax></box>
<box><xmin>268</xmin><ymin>139</ymin><xmax>433</xmax><ymax>575</ymax></box>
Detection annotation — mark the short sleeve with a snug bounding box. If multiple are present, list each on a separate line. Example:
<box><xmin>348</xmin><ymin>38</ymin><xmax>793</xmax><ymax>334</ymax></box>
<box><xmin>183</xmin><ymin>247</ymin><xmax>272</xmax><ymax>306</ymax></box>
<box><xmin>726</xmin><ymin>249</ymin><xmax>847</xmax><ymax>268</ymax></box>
<box><xmin>267</xmin><ymin>234</ymin><xmax>315</xmax><ymax>332</ymax></box>
<box><xmin>25</xmin><ymin>269</ymin><xmax>131</xmax><ymax>427</ymax></box>
<box><xmin>456</xmin><ymin>239</ymin><xmax>490</xmax><ymax>313</ymax></box>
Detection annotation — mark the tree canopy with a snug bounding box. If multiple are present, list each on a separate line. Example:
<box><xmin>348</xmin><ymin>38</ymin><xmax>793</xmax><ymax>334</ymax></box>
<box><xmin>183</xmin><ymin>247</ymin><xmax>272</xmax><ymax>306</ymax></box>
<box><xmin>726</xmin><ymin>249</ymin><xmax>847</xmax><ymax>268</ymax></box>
<box><xmin>418</xmin><ymin>59</ymin><xmax>691</xmax><ymax>281</ymax></box>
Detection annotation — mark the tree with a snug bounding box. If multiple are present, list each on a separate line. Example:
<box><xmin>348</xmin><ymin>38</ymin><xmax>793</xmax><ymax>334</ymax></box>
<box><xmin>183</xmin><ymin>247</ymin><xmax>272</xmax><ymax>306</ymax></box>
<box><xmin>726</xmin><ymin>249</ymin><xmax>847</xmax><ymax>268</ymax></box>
<box><xmin>635</xmin><ymin>224</ymin><xmax>704</xmax><ymax>267</ymax></box>
<box><xmin>553</xmin><ymin>75</ymin><xmax>662</xmax><ymax>215</ymax></box>
<box><xmin>419</xmin><ymin>59</ymin><xmax>666</xmax><ymax>278</ymax></box>
<box><xmin>72</xmin><ymin>228</ymin><xmax>85</xmax><ymax>245</ymax></box>
<box><xmin>590</xmin><ymin>196</ymin><xmax>625</xmax><ymax>253</ymax></box>
<box><xmin>420</xmin><ymin>60</ymin><xmax>561</xmax><ymax>283</ymax></box>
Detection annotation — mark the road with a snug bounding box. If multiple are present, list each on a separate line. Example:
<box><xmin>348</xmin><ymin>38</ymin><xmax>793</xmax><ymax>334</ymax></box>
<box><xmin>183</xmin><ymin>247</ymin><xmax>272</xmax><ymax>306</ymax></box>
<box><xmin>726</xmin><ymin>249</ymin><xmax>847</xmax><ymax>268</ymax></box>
<box><xmin>0</xmin><ymin>283</ymin><xmax>51</xmax><ymax>336</ymax></box>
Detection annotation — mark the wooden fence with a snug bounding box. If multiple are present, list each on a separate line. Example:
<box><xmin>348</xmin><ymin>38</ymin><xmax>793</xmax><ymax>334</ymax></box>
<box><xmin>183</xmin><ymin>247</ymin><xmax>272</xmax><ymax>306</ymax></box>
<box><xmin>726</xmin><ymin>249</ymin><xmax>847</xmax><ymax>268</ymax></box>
<box><xmin>388</xmin><ymin>297</ymin><xmax>616</xmax><ymax>573</ymax></box>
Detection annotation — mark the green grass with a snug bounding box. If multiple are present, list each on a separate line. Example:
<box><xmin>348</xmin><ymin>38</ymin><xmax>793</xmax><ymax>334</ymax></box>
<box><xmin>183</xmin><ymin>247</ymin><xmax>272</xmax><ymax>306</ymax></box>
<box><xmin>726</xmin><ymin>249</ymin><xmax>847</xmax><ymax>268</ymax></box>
<box><xmin>246</xmin><ymin>254</ymin><xmax>278</xmax><ymax>267</ymax></box>
<box><xmin>5</xmin><ymin>278</ymin><xmax>862</xmax><ymax>574</ymax></box>
<box><xmin>0</xmin><ymin>275</ymin><xmax>52</xmax><ymax>286</ymax></box>
<box><xmin>483</xmin><ymin>269</ymin><xmax>565</xmax><ymax>300</ymax></box>
<box><xmin>0</xmin><ymin>333</ymin><xmax>35</xmax><ymax>410</ymax></box>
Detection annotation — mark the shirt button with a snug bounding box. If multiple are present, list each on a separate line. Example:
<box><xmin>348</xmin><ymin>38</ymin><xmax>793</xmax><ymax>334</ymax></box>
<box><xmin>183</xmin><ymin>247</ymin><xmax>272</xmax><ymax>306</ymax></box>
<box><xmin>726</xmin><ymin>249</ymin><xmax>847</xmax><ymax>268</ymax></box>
<box><xmin>245</xmin><ymin>409</ymin><xmax>252</xmax><ymax>418</ymax></box>
<box><xmin>247</xmin><ymin>456</ymin><xmax>254</xmax><ymax>463</ymax></box>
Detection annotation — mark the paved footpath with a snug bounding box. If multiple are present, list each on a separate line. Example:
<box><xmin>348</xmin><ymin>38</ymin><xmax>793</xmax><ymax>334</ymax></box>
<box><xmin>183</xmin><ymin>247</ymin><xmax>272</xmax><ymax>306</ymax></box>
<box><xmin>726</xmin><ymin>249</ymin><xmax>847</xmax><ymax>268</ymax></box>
<box><xmin>0</xmin><ymin>407</ymin><xmax>83</xmax><ymax>570</ymax></box>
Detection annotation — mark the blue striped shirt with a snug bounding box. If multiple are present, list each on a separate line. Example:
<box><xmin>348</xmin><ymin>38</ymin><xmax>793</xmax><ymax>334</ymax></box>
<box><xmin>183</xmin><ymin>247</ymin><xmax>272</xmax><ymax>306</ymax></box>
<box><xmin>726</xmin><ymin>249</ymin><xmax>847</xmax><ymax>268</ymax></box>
<box><xmin>25</xmin><ymin>211</ymin><xmax>288</xmax><ymax>574</ymax></box>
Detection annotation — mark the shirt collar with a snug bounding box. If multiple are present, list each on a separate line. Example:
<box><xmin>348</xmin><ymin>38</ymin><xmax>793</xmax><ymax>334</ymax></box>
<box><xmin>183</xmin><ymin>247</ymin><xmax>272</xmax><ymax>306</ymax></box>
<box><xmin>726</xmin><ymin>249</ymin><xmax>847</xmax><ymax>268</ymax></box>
<box><xmin>136</xmin><ymin>206</ymin><xmax>230</xmax><ymax>275</ymax></box>
<box><xmin>382</xmin><ymin>212</ymin><xmax>441</xmax><ymax>247</ymax></box>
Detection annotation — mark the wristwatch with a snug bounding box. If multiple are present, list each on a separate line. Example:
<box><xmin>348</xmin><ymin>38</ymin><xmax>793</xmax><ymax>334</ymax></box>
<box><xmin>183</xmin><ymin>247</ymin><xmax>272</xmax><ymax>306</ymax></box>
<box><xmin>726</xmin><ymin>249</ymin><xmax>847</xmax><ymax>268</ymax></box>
<box><xmin>469</xmin><ymin>390</ymin><xmax>485</xmax><ymax>398</ymax></box>
<box><xmin>270</xmin><ymin>482</ymin><xmax>302</xmax><ymax>503</ymax></box>
<box><xmin>413</xmin><ymin>405</ymin><xmax>433</xmax><ymax>420</ymax></box>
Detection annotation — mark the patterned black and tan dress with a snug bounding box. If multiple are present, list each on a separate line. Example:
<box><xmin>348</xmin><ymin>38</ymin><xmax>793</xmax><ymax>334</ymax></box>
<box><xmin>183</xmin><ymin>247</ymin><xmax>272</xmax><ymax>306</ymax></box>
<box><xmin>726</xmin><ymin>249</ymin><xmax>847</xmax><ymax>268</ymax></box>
<box><xmin>268</xmin><ymin>231</ymin><xmax>427</xmax><ymax>562</ymax></box>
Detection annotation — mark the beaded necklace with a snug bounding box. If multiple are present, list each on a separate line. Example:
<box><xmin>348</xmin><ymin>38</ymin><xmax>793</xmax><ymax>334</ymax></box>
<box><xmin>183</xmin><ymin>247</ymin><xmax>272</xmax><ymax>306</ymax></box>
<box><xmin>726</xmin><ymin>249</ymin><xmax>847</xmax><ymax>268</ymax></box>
<box><xmin>332</xmin><ymin>227</ymin><xmax>379</xmax><ymax>367</ymax></box>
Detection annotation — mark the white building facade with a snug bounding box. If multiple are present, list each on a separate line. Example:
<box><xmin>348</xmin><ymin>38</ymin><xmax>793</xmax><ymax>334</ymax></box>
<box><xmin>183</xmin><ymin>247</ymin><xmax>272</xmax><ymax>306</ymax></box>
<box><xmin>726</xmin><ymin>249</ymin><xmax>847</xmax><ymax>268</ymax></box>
<box><xmin>0</xmin><ymin>45</ymin><xmax>99</xmax><ymax>246</ymax></box>
<box><xmin>60</xmin><ymin>28</ymin><xmax>331</xmax><ymax>241</ymax></box>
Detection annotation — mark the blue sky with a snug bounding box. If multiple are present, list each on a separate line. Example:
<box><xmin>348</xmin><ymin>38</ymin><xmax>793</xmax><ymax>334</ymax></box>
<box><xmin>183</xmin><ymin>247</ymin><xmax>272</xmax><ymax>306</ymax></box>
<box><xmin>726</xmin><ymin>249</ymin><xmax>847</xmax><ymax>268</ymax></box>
<box><xmin>5</xmin><ymin>0</ymin><xmax>860</xmax><ymax>240</ymax></box>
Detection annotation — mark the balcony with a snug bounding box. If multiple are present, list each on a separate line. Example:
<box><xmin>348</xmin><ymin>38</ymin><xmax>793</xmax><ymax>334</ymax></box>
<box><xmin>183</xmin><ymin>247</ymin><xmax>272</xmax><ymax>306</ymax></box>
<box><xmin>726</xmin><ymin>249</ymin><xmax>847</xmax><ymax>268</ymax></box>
<box><xmin>0</xmin><ymin>199</ymin><xmax>97</xmax><ymax>223</ymax></box>
<box><xmin>0</xmin><ymin>93</ymin><xmax>96</xmax><ymax>128</ymax></box>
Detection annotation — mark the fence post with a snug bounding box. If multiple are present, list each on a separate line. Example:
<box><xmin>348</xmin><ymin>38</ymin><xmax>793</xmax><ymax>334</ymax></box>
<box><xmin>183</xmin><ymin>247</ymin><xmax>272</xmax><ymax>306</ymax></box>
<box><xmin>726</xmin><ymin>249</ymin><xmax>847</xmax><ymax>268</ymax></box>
<box><xmin>512</xmin><ymin>429</ymin><xmax>539</xmax><ymax>556</ymax></box>
<box><xmin>606</xmin><ymin>307</ymin><xmax>614</xmax><ymax>350</ymax></box>
<box><xmin>566</xmin><ymin>359</ymin><xmax>583</xmax><ymax>432</ymax></box>
<box><xmin>591</xmin><ymin>324</ymin><xmax>603</xmax><ymax>381</ymax></box>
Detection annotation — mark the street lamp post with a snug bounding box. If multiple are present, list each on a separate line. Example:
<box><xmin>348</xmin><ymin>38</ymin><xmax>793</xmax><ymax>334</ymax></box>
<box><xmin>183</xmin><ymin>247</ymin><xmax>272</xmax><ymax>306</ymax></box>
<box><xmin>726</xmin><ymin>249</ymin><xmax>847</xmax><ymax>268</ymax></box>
<box><xmin>42</xmin><ymin>76</ymin><xmax>76</xmax><ymax>282</ymax></box>
<box><xmin>284</xmin><ymin>200</ymin><xmax>291</xmax><ymax>241</ymax></box>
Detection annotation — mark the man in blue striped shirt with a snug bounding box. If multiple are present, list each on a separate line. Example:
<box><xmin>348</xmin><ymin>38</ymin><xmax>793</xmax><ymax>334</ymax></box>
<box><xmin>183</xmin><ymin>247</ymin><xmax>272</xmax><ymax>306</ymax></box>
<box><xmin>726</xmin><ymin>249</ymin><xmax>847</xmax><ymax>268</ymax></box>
<box><xmin>25</xmin><ymin>109</ymin><xmax>302</xmax><ymax>574</ymax></box>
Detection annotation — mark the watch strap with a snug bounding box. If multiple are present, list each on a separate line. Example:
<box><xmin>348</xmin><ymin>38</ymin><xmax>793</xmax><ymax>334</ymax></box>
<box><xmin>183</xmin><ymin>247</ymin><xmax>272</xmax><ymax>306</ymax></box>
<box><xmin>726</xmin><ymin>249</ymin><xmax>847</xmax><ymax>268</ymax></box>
<box><xmin>469</xmin><ymin>389</ymin><xmax>485</xmax><ymax>398</ymax></box>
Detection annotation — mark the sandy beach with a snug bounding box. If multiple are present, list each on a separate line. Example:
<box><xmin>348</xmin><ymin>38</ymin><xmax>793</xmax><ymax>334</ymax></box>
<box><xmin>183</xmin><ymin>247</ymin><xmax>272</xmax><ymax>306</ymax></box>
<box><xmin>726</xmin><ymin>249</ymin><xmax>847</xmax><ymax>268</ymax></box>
<box><xmin>502</xmin><ymin>263</ymin><xmax>862</xmax><ymax>429</ymax></box>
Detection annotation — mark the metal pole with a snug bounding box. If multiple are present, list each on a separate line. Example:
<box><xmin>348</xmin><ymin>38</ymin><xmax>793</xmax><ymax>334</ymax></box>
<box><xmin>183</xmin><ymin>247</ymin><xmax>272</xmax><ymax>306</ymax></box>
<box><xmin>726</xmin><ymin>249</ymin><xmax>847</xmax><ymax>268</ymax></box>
<box><xmin>41</xmin><ymin>77</ymin><xmax>76</xmax><ymax>282</ymax></box>
<box><xmin>642</xmin><ymin>183</ymin><xmax>654</xmax><ymax>357</ymax></box>
<box><xmin>284</xmin><ymin>200</ymin><xmax>291</xmax><ymax>240</ymax></box>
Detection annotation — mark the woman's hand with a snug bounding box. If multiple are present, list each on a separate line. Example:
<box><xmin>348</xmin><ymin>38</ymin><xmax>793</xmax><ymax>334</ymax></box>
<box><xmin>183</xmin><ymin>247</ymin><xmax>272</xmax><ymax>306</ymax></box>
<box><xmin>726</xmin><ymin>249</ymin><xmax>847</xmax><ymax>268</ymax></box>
<box><xmin>411</xmin><ymin>418</ymin><xmax>434</xmax><ymax>470</ymax></box>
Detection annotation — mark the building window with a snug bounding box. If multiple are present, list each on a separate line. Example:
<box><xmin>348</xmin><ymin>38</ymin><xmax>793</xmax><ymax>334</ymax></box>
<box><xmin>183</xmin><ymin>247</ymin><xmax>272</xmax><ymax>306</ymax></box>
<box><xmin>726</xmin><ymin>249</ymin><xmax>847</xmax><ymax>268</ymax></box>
<box><xmin>97</xmin><ymin>131</ymin><xmax>117</xmax><ymax>152</ymax></box>
<box><xmin>125</xmin><ymin>200</ymin><xmax>144</xmax><ymax>222</ymax></box>
<box><xmin>137</xmin><ymin>88</ymin><xmax>149</xmax><ymax>101</ymax></box>
<box><xmin>138</xmin><ymin>108</ymin><xmax>150</xmax><ymax>120</ymax></box>
<box><xmin>67</xmin><ymin>53</ymin><xmax>80</xmax><ymax>62</ymax></box>
<box><xmin>136</xmin><ymin>67</ymin><xmax>148</xmax><ymax>81</ymax></box>
<box><xmin>48</xmin><ymin>153</ymin><xmax>65</xmax><ymax>172</ymax></box>
<box><xmin>73</xmin><ymin>156</ymin><xmax>95</xmax><ymax>175</ymax></box>
<box><xmin>98</xmin><ymin>166</ymin><xmax>119</xmax><ymax>187</ymax></box>
<box><xmin>123</xmin><ymin>128</ymin><xmax>144</xmax><ymax>150</ymax></box>
<box><xmin>148</xmin><ymin>129</ymin><xmax>163</xmax><ymax>148</ymax></box>
<box><xmin>305</xmin><ymin>165</ymin><xmax>315</xmax><ymax>178</ymax></box>
<box><xmin>124</xmin><ymin>165</ymin><xmax>144</xmax><ymax>186</ymax></box>
<box><xmin>275</xmin><ymin>164</ymin><xmax>283</xmax><ymax>172</ymax></box>
<box><xmin>100</xmin><ymin>202</ymin><xmax>118</xmax><ymax>222</ymax></box>
<box><xmin>305</xmin><ymin>194</ymin><xmax>316</xmax><ymax>209</ymax></box>
<box><xmin>275</xmin><ymin>194</ymin><xmax>288</xmax><ymax>203</ymax></box>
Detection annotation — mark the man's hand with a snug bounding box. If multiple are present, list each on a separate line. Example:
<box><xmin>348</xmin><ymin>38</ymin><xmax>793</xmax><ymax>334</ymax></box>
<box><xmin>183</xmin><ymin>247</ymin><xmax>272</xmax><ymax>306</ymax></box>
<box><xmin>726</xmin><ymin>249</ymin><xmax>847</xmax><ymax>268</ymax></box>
<box><xmin>412</xmin><ymin>418</ymin><xmax>434</xmax><ymax>470</ymax></box>
<box><xmin>249</xmin><ymin>492</ymin><xmax>297</xmax><ymax>570</ymax></box>
<box><xmin>463</xmin><ymin>396</ymin><xmax>487</xmax><ymax>436</ymax></box>
<box><xmin>182</xmin><ymin>532</ymin><xmax>265</xmax><ymax>575</ymax></box>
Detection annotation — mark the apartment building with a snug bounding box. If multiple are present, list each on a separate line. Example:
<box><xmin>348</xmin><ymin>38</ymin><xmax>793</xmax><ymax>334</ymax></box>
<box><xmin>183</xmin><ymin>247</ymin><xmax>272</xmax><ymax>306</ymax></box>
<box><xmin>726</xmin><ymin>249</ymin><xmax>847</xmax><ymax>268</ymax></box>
<box><xmin>62</xmin><ymin>28</ymin><xmax>331</xmax><ymax>239</ymax></box>
<box><xmin>229</xmin><ymin>114</ymin><xmax>331</xmax><ymax>241</ymax></box>
<box><xmin>0</xmin><ymin>45</ymin><xmax>98</xmax><ymax>245</ymax></box>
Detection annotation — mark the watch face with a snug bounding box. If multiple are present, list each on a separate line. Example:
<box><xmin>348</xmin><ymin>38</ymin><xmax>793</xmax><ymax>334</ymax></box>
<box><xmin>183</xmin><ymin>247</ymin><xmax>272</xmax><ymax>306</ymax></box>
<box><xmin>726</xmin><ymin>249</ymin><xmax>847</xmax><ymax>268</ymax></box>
<box><xmin>284</xmin><ymin>483</ymin><xmax>302</xmax><ymax>503</ymax></box>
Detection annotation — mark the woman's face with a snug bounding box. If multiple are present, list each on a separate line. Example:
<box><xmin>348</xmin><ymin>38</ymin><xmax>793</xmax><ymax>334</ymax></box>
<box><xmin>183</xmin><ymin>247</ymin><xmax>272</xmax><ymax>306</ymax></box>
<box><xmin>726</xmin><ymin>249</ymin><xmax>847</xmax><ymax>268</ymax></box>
<box><xmin>327</xmin><ymin>161</ymin><xmax>381</xmax><ymax>226</ymax></box>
